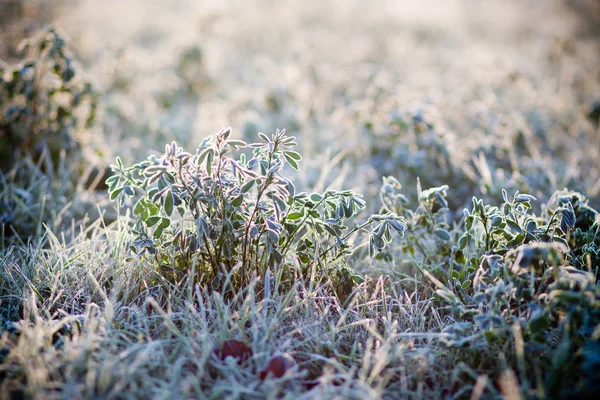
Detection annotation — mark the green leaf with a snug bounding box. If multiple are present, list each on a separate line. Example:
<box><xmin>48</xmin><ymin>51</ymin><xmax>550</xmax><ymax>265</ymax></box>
<box><xmin>458</xmin><ymin>234</ymin><xmax>468</xmax><ymax>250</ymax></box>
<box><xmin>198</xmin><ymin>148</ymin><xmax>211</xmax><ymax>164</ymax></box>
<box><xmin>353</xmin><ymin>196</ymin><xmax>366</xmax><ymax>209</ymax></box>
<box><xmin>231</xmin><ymin>194</ymin><xmax>244</xmax><ymax>207</ymax></box>
<box><xmin>133</xmin><ymin>199</ymin><xmax>145</xmax><ymax>216</ymax></box>
<box><xmin>147</xmin><ymin>172</ymin><xmax>162</xmax><ymax>185</ymax></box>
<box><xmin>506</xmin><ymin>218</ymin><xmax>522</xmax><ymax>234</ymax></box>
<box><xmin>272</xmin><ymin>194</ymin><xmax>287</xmax><ymax>215</ymax></box>
<box><xmin>152</xmin><ymin>187</ymin><xmax>168</xmax><ymax>203</ymax></box>
<box><xmin>374</xmin><ymin>222</ymin><xmax>386</xmax><ymax>240</ymax></box>
<box><xmin>220</xmin><ymin>127</ymin><xmax>232</xmax><ymax>140</ymax></box>
<box><xmin>508</xmin><ymin>233</ymin><xmax>525</xmax><ymax>246</ymax></box>
<box><xmin>310</xmin><ymin>193</ymin><xmax>323</xmax><ymax>202</ymax></box>
<box><xmin>177</xmin><ymin>152</ymin><xmax>191</xmax><ymax>162</ymax></box>
<box><xmin>164</xmin><ymin>191</ymin><xmax>174</xmax><ymax>216</ymax></box>
<box><xmin>286</xmin><ymin>211</ymin><xmax>304</xmax><ymax>220</ymax></box>
<box><xmin>560</xmin><ymin>203</ymin><xmax>576</xmax><ymax>232</ymax></box>
<box><xmin>284</xmin><ymin>179</ymin><xmax>296</xmax><ymax>198</ymax></box>
<box><xmin>105</xmin><ymin>174</ymin><xmax>118</xmax><ymax>185</ymax></box>
<box><xmin>434</xmin><ymin>228</ymin><xmax>451</xmax><ymax>241</ymax></box>
<box><xmin>387</xmin><ymin>218</ymin><xmax>407</xmax><ymax>236</ymax></box>
<box><xmin>107</xmin><ymin>176</ymin><xmax>120</xmax><ymax>193</ymax></box>
<box><xmin>515</xmin><ymin>194</ymin><xmax>537</xmax><ymax>203</ymax></box>
<box><xmin>240</xmin><ymin>179</ymin><xmax>256</xmax><ymax>193</ymax></box>
<box><xmin>465</xmin><ymin>216</ymin><xmax>474</xmax><ymax>231</ymax></box>
<box><xmin>502</xmin><ymin>189</ymin><xmax>509</xmax><ymax>203</ymax></box>
<box><xmin>197</xmin><ymin>217</ymin><xmax>206</xmax><ymax>239</ymax></box>
<box><xmin>284</xmin><ymin>153</ymin><xmax>299</xmax><ymax>170</ymax></box>
<box><xmin>342</xmin><ymin>200</ymin><xmax>352</xmax><ymax>218</ymax></box>
<box><xmin>146</xmin><ymin>216</ymin><xmax>161</xmax><ymax>227</ymax></box>
<box><xmin>260</xmin><ymin>160</ymin><xmax>268</xmax><ymax>175</ymax></box>
<box><xmin>383</xmin><ymin>225</ymin><xmax>392</xmax><ymax>242</ymax></box>
<box><xmin>323</xmin><ymin>224</ymin><xmax>340</xmax><ymax>236</ymax></box>
<box><xmin>145</xmin><ymin>165</ymin><xmax>168</xmax><ymax>175</ymax></box>
<box><xmin>491</xmin><ymin>215</ymin><xmax>503</xmax><ymax>227</ymax></box>
<box><xmin>109</xmin><ymin>187</ymin><xmax>123</xmax><ymax>200</ymax></box>
<box><xmin>206</xmin><ymin>150</ymin><xmax>214</xmax><ymax>175</ymax></box>
<box><xmin>284</xmin><ymin>150</ymin><xmax>301</xmax><ymax>160</ymax></box>
<box><xmin>298</xmin><ymin>253</ymin><xmax>310</xmax><ymax>264</ymax></box>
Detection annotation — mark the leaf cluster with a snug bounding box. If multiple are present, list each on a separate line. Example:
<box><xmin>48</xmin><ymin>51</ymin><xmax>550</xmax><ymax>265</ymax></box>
<box><xmin>402</xmin><ymin>186</ymin><xmax>600</xmax><ymax>397</ymax></box>
<box><xmin>109</xmin><ymin>128</ymin><xmax>406</xmax><ymax>292</ymax></box>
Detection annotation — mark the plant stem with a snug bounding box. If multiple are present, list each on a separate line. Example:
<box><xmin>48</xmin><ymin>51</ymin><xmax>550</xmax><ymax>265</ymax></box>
<box><xmin>280</xmin><ymin>195</ymin><xmax>329</xmax><ymax>258</ymax></box>
<box><xmin>241</xmin><ymin>183</ymin><xmax>267</xmax><ymax>283</ymax></box>
<box><xmin>320</xmin><ymin>219</ymin><xmax>372</xmax><ymax>260</ymax></box>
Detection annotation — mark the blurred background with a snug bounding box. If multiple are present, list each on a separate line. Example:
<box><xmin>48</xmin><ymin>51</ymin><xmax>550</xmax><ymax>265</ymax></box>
<box><xmin>2</xmin><ymin>0</ymin><xmax>599</xmax><ymax>211</ymax></box>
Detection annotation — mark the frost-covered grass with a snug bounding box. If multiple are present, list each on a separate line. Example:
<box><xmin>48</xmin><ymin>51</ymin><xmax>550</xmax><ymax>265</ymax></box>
<box><xmin>0</xmin><ymin>220</ymin><xmax>491</xmax><ymax>399</ymax></box>
<box><xmin>1</xmin><ymin>1</ymin><xmax>600</xmax><ymax>399</ymax></box>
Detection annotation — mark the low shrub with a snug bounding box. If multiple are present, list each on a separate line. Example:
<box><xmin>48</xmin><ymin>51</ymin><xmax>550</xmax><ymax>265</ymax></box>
<box><xmin>387</xmin><ymin>184</ymin><xmax>600</xmax><ymax>397</ymax></box>
<box><xmin>108</xmin><ymin>128</ymin><xmax>407</xmax><ymax>294</ymax></box>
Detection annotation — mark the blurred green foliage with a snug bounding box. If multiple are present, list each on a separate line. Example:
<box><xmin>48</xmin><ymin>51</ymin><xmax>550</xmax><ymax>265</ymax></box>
<box><xmin>0</xmin><ymin>26</ymin><xmax>96</xmax><ymax>172</ymax></box>
<box><xmin>0</xmin><ymin>27</ymin><xmax>98</xmax><ymax>245</ymax></box>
